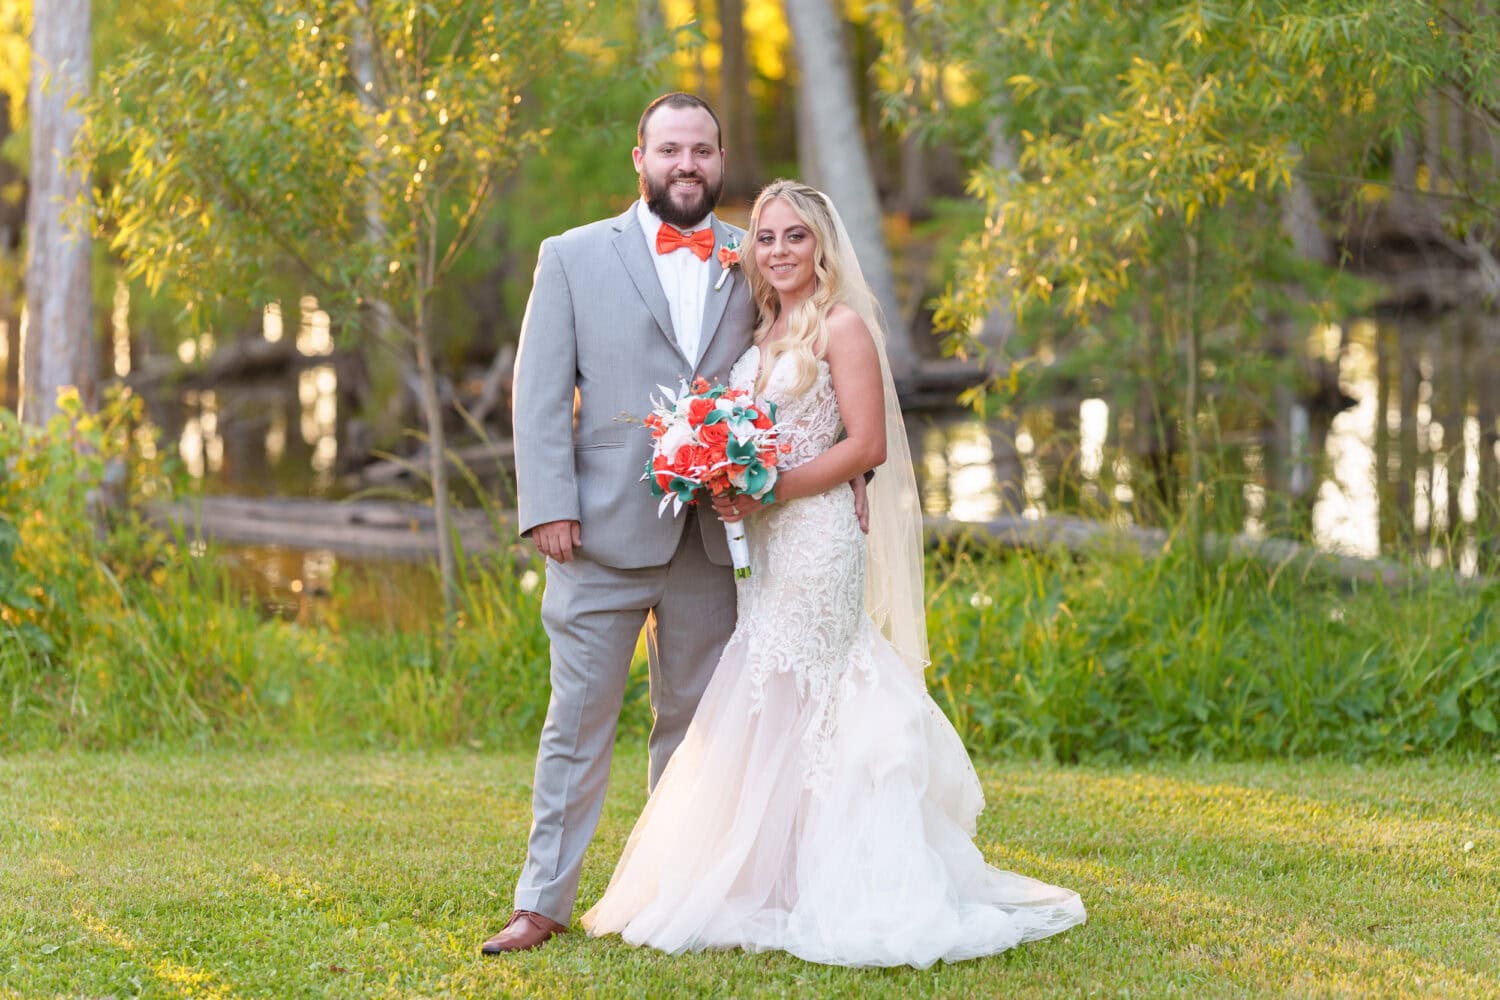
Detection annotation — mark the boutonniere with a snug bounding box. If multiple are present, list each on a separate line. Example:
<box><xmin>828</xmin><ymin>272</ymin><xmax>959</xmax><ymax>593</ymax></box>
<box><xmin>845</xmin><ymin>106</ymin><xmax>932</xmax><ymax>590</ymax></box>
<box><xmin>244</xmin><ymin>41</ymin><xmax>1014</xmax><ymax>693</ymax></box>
<box><xmin>714</xmin><ymin>239</ymin><xmax>741</xmax><ymax>291</ymax></box>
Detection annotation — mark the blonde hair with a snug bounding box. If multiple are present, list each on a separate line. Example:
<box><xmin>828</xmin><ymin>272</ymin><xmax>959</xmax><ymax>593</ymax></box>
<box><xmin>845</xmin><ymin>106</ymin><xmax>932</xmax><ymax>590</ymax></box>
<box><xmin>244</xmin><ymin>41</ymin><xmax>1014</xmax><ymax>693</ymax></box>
<box><xmin>744</xmin><ymin>180</ymin><xmax>859</xmax><ymax>397</ymax></box>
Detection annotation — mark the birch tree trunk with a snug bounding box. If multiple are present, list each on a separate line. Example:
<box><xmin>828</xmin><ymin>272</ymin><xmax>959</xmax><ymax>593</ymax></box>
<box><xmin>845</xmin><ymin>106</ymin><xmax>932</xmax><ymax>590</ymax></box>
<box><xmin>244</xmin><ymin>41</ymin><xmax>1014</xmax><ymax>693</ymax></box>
<box><xmin>785</xmin><ymin>0</ymin><xmax>917</xmax><ymax>382</ymax></box>
<box><xmin>21</xmin><ymin>0</ymin><xmax>93</xmax><ymax>424</ymax></box>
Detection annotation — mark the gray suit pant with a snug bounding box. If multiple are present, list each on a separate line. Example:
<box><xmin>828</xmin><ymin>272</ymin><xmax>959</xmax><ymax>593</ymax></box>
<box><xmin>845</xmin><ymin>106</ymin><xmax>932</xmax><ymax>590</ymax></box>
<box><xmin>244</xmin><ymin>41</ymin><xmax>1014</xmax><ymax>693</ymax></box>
<box><xmin>513</xmin><ymin>513</ymin><xmax>738</xmax><ymax>925</ymax></box>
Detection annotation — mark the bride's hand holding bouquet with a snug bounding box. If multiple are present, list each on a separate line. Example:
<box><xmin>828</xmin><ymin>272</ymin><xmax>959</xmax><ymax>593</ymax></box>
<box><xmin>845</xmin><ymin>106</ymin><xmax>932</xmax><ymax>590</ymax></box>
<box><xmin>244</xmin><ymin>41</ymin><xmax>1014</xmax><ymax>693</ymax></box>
<box><xmin>642</xmin><ymin>377</ymin><xmax>783</xmax><ymax>578</ymax></box>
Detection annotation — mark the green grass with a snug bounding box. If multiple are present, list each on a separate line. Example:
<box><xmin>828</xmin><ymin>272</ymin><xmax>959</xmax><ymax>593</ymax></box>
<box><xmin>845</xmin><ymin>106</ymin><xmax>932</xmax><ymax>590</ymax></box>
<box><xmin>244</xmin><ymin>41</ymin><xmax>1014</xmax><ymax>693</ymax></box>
<box><xmin>3</xmin><ymin>748</ymin><xmax>1497</xmax><ymax>998</ymax></box>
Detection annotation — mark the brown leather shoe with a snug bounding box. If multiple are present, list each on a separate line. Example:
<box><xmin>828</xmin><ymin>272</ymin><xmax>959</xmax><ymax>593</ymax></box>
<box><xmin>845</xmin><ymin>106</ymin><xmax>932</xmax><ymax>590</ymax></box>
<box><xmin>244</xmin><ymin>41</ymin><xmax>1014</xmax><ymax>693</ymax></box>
<box><xmin>480</xmin><ymin>910</ymin><xmax>568</xmax><ymax>954</ymax></box>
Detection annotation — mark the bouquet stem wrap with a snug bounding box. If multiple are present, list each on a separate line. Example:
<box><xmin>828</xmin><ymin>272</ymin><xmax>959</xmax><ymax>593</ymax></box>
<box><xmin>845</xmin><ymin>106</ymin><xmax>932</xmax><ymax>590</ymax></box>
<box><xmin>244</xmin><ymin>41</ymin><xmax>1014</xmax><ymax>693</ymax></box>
<box><xmin>724</xmin><ymin>520</ymin><xmax>751</xmax><ymax>578</ymax></box>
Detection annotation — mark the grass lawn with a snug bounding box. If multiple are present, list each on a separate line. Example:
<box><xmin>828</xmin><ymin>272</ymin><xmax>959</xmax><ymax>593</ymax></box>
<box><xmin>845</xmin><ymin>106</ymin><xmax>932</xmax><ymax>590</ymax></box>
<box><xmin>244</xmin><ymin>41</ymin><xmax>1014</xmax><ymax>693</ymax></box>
<box><xmin>2</xmin><ymin>748</ymin><xmax>1497</xmax><ymax>999</ymax></box>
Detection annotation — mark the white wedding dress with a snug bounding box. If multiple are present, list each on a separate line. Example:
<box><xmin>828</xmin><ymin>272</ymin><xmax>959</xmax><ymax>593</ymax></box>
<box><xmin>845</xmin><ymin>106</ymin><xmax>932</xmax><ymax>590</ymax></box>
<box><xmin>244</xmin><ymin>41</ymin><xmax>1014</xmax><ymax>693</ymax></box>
<box><xmin>581</xmin><ymin>346</ymin><xmax>1086</xmax><ymax>968</ymax></box>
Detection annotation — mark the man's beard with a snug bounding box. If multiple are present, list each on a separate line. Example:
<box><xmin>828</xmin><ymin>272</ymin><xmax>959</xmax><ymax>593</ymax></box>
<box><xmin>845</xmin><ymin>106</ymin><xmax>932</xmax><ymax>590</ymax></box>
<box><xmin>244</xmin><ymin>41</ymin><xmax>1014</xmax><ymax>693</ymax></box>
<box><xmin>641</xmin><ymin>169</ymin><xmax>723</xmax><ymax>228</ymax></box>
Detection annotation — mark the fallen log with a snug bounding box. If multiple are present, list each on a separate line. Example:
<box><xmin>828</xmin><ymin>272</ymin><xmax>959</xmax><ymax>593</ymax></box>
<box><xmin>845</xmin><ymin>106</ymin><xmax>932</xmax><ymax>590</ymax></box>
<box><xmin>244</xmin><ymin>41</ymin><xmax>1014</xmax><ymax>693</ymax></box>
<box><xmin>149</xmin><ymin>495</ymin><xmax>506</xmax><ymax>561</ymax></box>
<box><xmin>147</xmin><ymin>495</ymin><xmax>1486</xmax><ymax>588</ymax></box>
<box><xmin>925</xmin><ymin>514</ymin><xmax>1486</xmax><ymax>589</ymax></box>
<box><xmin>354</xmin><ymin>440</ymin><xmax>516</xmax><ymax>486</ymax></box>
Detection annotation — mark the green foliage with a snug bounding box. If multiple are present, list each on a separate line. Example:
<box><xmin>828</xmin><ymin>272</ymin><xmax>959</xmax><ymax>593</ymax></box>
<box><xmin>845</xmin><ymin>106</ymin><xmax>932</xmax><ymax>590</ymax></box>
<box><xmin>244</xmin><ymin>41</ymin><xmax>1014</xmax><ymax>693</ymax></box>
<box><xmin>878</xmin><ymin>2</ymin><xmax>1500</xmax><ymax>549</ymax></box>
<box><xmin>0</xmin><ymin>389</ymin><xmax>564</xmax><ymax>749</ymax></box>
<box><xmin>926</xmin><ymin>538</ymin><xmax>1500</xmax><ymax>761</ymax></box>
<box><xmin>0</xmin><ymin>0</ymin><xmax>27</xmax><ymax>160</ymax></box>
<box><xmin>83</xmin><ymin>0</ymin><xmax>619</xmax><ymax>338</ymax></box>
<box><xmin>0</xmin><ymin>388</ymin><xmax>173</xmax><ymax>659</ymax></box>
<box><xmin>885</xmin><ymin>1</ymin><xmax>1497</xmax><ymax>334</ymax></box>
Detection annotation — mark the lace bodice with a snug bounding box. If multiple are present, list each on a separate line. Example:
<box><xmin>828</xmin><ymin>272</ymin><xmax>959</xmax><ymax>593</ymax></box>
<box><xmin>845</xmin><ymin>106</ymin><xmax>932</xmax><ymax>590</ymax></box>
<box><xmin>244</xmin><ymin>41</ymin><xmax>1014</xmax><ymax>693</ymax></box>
<box><xmin>723</xmin><ymin>343</ymin><xmax>875</xmax><ymax>789</ymax></box>
<box><xmin>728</xmin><ymin>346</ymin><xmax>842</xmax><ymax>471</ymax></box>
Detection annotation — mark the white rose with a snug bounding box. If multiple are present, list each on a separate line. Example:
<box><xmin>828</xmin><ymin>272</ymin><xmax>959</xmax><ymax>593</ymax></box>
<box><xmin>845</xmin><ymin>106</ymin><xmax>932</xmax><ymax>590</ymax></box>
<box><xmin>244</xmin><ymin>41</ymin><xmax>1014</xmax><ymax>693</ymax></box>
<box><xmin>658</xmin><ymin>420</ymin><xmax>694</xmax><ymax>462</ymax></box>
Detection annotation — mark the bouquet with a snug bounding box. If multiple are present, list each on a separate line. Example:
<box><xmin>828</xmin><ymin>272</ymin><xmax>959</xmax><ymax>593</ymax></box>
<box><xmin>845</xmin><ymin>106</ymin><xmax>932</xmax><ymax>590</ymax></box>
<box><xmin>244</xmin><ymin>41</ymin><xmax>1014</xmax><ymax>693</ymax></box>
<box><xmin>643</xmin><ymin>377</ymin><xmax>782</xmax><ymax>578</ymax></box>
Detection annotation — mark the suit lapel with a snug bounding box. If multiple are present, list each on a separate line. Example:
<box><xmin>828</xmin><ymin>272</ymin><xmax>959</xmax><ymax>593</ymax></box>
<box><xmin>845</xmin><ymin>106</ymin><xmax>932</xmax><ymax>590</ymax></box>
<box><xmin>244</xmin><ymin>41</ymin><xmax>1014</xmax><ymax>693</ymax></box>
<box><xmin>694</xmin><ymin>216</ymin><xmax>739</xmax><ymax>373</ymax></box>
<box><xmin>612</xmin><ymin>206</ymin><xmax>686</xmax><ymax>363</ymax></box>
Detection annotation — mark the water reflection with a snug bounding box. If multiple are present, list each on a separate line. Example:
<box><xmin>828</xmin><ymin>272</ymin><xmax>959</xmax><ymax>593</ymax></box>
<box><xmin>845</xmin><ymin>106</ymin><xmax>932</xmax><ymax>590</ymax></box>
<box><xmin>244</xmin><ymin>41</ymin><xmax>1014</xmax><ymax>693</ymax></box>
<box><xmin>1312</xmin><ymin>320</ymin><xmax>1380</xmax><ymax>557</ymax></box>
<box><xmin>177</xmin><ymin>330</ymin><xmax>215</xmax><ymax>365</ymax></box>
<box><xmin>156</xmin><ymin>294</ymin><xmax>341</xmax><ymax>496</ymax></box>
<box><xmin>111</xmin><ymin>280</ymin><xmax>131</xmax><ymax>378</ymax></box>
<box><xmin>1242</xmin><ymin>445</ymin><xmax>1267</xmax><ymax>539</ymax></box>
<box><xmin>227</xmin><ymin>545</ymin><xmax>440</xmax><ymax>629</ymax></box>
<box><xmin>263</xmin><ymin>302</ymin><xmax>283</xmax><ymax>343</ymax></box>
<box><xmin>1078</xmin><ymin>398</ymin><xmax>1108</xmax><ymax>505</ymax></box>
<box><xmin>1017</xmin><ymin>425</ymin><xmax>1048</xmax><ymax>520</ymax></box>
<box><xmin>142</xmin><ymin>308</ymin><xmax>1497</xmax><ymax>624</ymax></box>
<box><xmin>295</xmin><ymin>294</ymin><xmax>333</xmax><ymax>356</ymax></box>
<box><xmin>909</xmin><ymin>311</ymin><xmax>1497</xmax><ymax>575</ymax></box>
<box><xmin>298</xmin><ymin>364</ymin><xmax>338</xmax><ymax>489</ymax></box>
<box><xmin>179</xmin><ymin>389</ymin><xmax>224</xmax><ymax>480</ymax></box>
<box><xmin>917</xmin><ymin>421</ymin><xmax>1002</xmax><ymax>522</ymax></box>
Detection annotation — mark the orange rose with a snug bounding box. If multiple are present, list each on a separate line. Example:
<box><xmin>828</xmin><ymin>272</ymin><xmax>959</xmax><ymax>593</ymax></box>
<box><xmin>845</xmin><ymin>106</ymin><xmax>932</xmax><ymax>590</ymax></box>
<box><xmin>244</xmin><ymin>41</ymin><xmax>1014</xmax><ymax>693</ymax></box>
<box><xmin>680</xmin><ymin>444</ymin><xmax>712</xmax><ymax>474</ymax></box>
<box><xmin>699</xmin><ymin>420</ymin><xmax>730</xmax><ymax>452</ymax></box>
<box><xmin>652</xmin><ymin>454</ymin><xmax>674</xmax><ymax>492</ymax></box>
<box><xmin>687</xmin><ymin>397</ymin><xmax>715</xmax><ymax>425</ymax></box>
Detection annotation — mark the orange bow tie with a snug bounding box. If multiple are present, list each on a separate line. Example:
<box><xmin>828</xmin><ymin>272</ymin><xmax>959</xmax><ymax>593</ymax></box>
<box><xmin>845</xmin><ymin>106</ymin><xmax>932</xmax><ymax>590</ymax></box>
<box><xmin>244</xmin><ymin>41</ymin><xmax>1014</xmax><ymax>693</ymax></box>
<box><xmin>655</xmin><ymin>223</ymin><xmax>714</xmax><ymax>261</ymax></box>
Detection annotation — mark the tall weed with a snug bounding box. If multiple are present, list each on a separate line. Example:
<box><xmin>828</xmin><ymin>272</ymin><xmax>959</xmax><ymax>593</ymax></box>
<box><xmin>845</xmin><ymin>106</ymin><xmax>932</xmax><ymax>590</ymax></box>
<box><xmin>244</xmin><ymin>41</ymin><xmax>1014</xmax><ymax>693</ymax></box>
<box><xmin>925</xmin><ymin>536</ymin><xmax>1500</xmax><ymax>759</ymax></box>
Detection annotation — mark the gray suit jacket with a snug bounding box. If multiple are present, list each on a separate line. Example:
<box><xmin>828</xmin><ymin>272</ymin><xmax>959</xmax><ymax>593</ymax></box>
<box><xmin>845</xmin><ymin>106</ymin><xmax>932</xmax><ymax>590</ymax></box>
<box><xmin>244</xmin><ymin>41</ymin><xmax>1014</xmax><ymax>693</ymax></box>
<box><xmin>511</xmin><ymin>202</ymin><xmax>756</xmax><ymax>569</ymax></box>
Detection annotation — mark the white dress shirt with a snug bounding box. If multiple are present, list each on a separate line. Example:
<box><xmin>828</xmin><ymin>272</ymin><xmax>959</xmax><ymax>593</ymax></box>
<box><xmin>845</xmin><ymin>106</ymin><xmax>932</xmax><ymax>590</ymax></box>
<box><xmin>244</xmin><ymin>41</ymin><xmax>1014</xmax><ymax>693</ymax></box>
<box><xmin>637</xmin><ymin>200</ymin><xmax>714</xmax><ymax>365</ymax></box>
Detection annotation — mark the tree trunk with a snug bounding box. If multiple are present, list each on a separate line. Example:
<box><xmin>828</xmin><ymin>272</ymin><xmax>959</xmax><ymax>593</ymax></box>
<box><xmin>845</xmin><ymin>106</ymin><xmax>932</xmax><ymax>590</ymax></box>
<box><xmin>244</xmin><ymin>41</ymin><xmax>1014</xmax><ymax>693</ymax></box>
<box><xmin>897</xmin><ymin>132</ymin><xmax>930</xmax><ymax>221</ymax></box>
<box><xmin>353</xmin><ymin>0</ymin><xmax>407</xmax><ymax>448</ymax></box>
<box><xmin>1184</xmin><ymin>229</ymin><xmax>1203</xmax><ymax>561</ymax></box>
<box><xmin>413</xmin><ymin>303</ymin><xmax>458</xmax><ymax>629</ymax></box>
<box><xmin>1279</xmin><ymin>151</ymin><xmax>1332</xmax><ymax>266</ymax></box>
<box><xmin>895</xmin><ymin>0</ymin><xmax>930</xmax><ymax>219</ymax></box>
<box><xmin>1390</xmin><ymin>128</ymin><xmax>1423</xmax><ymax>227</ymax></box>
<box><xmin>785</xmin><ymin>0</ymin><xmax>917</xmax><ymax>382</ymax></box>
<box><xmin>21</xmin><ymin>0</ymin><xmax>93</xmax><ymax>424</ymax></box>
<box><xmin>977</xmin><ymin>114</ymin><xmax>1020</xmax><ymax>368</ymax></box>
<box><xmin>0</xmin><ymin>89</ymin><xmax>17</xmax><ymax>405</ymax></box>
<box><xmin>635</xmin><ymin>0</ymin><xmax>663</xmax><ymax>40</ymax></box>
<box><xmin>719</xmin><ymin>0</ymin><xmax>759</xmax><ymax>199</ymax></box>
<box><xmin>792</xmin><ymin>64</ymin><xmax>822</xmax><ymax>192</ymax></box>
<box><xmin>1422</xmin><ymin>91</ymin><xmax>1444</xmax><ymax>203</ymax></box>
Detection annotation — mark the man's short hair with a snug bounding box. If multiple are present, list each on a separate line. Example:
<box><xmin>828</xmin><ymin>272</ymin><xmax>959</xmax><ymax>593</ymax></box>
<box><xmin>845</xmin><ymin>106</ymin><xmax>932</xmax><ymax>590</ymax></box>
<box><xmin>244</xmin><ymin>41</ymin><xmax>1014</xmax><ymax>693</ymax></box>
<box><xmin>637</xmin><ymin>93</ymin><xmax>723</xmax><ymax>149</ymax></box>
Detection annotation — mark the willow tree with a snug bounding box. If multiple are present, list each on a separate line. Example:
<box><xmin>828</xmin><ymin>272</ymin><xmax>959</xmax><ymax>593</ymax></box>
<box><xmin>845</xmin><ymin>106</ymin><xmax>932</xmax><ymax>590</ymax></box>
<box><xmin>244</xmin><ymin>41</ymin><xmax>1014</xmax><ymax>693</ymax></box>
<box><xmin>85</xmin><ymin>0</ymin><xmax>612</xmax><ymax>622</ymax></box>
<box><xmin>880</xmin><ymin>0</ymin><xmax>1500</xmax><ymax>553</ymax></box>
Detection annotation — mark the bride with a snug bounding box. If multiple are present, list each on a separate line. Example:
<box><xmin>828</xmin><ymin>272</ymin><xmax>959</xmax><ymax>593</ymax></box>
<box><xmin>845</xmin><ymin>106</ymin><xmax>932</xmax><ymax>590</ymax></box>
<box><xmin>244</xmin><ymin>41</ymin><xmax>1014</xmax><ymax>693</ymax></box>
<box><xmin>581</xmin><ymin>180</ymin><xmax>1086</xmax><ymax>968</ymax></box>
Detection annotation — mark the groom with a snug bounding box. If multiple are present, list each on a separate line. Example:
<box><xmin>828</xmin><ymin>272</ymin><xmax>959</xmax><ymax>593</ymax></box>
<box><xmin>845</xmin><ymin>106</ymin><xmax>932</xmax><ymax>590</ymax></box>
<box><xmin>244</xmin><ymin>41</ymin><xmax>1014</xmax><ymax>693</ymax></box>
<box><xmin>482</xmin><ymin>93</ymin><xmax>755</xmax><ymax>954</ymax></box>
